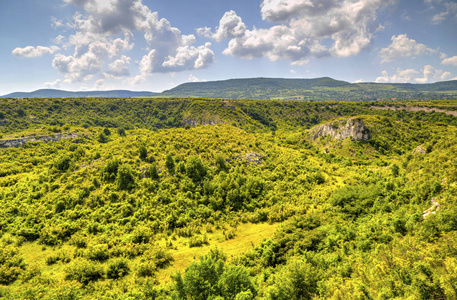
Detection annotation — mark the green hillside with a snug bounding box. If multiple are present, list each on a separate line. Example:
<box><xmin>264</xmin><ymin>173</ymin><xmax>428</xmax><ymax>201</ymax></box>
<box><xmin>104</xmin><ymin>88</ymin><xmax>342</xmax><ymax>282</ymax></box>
<box><xmin>1</xmin><ymin>98</ymin><xmax>457</xmax><ymax>299</ymax></box>
<box><xmin>3</xmin><ymin>78</ymin><xmax>457</xmax><ymax>101</ymax></box>
<box><xmin>160</xmin><ymin>78</ymin><xmax>457</xmax><ymax>101</ymax></box>
<box><xmin>0</xmin><ymin>89</ymin><xmax>157</xmax><ymax>99</ymax></box>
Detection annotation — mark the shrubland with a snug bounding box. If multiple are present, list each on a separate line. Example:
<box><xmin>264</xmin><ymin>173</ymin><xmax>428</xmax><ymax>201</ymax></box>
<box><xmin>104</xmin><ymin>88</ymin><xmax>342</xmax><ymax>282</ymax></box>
<box><xmin>0</xmin><ymin>97</ymin><xmax>456</xmax><ymax>299</ymax></box>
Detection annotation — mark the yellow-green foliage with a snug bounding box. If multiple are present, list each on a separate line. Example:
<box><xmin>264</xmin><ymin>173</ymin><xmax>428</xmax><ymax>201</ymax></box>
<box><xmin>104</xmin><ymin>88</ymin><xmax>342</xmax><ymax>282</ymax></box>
<box><xmin>0</xmin><ymin>98</ymin><xmax>456</xmax><ymax>299</ymax></box>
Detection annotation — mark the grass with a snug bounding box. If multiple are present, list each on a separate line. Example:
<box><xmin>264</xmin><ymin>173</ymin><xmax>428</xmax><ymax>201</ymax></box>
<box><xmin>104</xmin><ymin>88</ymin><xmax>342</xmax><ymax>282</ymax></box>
<box><xmin>157</xmin><ymin>222</ymin><xmax>278</xmax><ymax>283</ymax></box>
<box><xmin>13</xmin><ymin>222</ymin><xmax>278</xmax><ymax>287</ymax></box>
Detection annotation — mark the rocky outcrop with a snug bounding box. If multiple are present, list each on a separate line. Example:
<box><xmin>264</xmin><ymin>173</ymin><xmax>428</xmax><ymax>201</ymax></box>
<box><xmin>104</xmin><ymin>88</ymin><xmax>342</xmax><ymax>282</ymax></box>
<box><xmin>234</xmin><ymin>152</ymin><xmax>264</xmax><ymax>165</ymax></box>
<box><xmin>0</xmin><ymin>120</ymin><xmax>11</xmax><ymax>125</ymax></box>
<box><xmin>423</xmin><ymin>197</ymin><xmax>439</xmax><ymax>219</ymax></box>
<box><xmin>183</xmin><ymin>119</ymin><xmax>223</xmax><ymax>127</ymax></box>
<box><xmin>0</xmin><ymin>133</ymin><xmax>80</xmax><ymax>148</ymax></box>
<box><xmin>309</xmin><ymin>118</ymin><xmax>371</xmax><ymax>141</ymax></box>
<box><xmin>412</xmin><ymin>145</ymin><xmax>426</xmax><ymax>156</ymax></box>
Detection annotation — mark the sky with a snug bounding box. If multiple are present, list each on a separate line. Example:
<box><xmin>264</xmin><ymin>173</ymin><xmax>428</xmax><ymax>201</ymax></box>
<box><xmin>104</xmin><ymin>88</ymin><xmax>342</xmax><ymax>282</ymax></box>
<box><xmin>1</xmin><ymin>0</ymin><xmax>457</xmax><ymax>94</ymax></box>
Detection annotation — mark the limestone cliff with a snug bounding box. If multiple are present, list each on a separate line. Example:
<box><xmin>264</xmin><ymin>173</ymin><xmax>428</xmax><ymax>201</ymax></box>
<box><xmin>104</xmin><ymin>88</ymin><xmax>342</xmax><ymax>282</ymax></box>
<box><xmin>0</xmin><ymin>133</ymin><xmax>80</xmax><ymax>148</ymax></box>
<box><xmin>309</xmin><ymin>118</ymin><xmax>371</xmax><ymax>141</ymax></box>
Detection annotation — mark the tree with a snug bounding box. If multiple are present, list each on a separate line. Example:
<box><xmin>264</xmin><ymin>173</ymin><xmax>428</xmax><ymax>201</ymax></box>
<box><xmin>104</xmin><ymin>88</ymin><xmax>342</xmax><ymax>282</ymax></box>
<box><xmin>186</xmin><ymin>155</ymin><xmax>207</xmax><ymax>182</ymax></box>
<box><xmin>219</xmin><ymin>266</ymin><xmax>255</xmax><ymax>300</ymax></box>
<box><xmin>166</xmin><ymin>153</ymin><xmax>175</xmax><ymax>174</ymax></box>
<box><xmin>98</xmin><ymin>132</ymin><xmax>108</xmax><ymax>143</ymax></box>
<box><xmin>103</xmin><ymin>128</ymin><xmax>111</xmax><ymax>136</ymax></box>
<box><xmin>117</xmin><ymin>127</ymin><xmax>126</xmax><ymax>136</ymax></box>
<box><xmin>148</xmin><ymin>163</ymin><xmax>160</xmax><ymax>180</ymax></box>
<box><xmin>54</xmin><ymin>155</ymin><xmax>71</xmax><ymax>171</ymax></box>
<box><xmin>116</xmin><ymin>164</ymin><xmax>135</xmax><ymax>190</ymax></box>
<box><xmin>139</xmin><ymin>144</ymin><xmax>148</xmax><ymax>161</ymax></box>
<box><xmin>174</xmin><ymin>255</ymin><xmax>224</xmax><ymax>300</ymax></box>
<box><xmin>391</xmin><ymin>164</ymin><xmax>399</xmax><ymax>177</ymax></box>
<box><xmin>215</xmin><ymin>153</ymin><xmax>227</xmax><ymax>171</ymax></box>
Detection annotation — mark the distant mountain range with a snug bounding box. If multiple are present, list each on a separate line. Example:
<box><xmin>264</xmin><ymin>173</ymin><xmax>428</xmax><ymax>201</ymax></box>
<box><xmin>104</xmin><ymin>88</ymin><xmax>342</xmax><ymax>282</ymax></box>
<box><xmin>2</xmin><ymin>77</ymin><xmax>457</xmax><ymax>101</ymax></box>
<box><xmin>0</xmin><ymin>89</ymin><xmax>157</xmax><ymax>98</ymax></box>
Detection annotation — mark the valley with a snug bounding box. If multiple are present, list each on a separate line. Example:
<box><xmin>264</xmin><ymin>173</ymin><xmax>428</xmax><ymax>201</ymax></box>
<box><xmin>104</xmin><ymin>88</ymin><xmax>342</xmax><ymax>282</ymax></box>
<box><xmin>0</xmin><ymin>97</ymin><xmax>457</xmax><ymax>299</ymax></box>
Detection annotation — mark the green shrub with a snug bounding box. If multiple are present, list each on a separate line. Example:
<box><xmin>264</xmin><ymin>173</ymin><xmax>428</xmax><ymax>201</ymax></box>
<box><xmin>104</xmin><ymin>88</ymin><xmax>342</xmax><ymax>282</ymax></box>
<box><xmin>86</xmin><ymin>244</ymin><xmax>110</xmax><ymax>261</ymax></box>
<box><xmin>189</xmin><ymin>234</ymin><xmax>209</xmax><ymax>248</ymax></box>
<box><xmin>54</xmin><ymin>155</ymin><xmax>71</xmax><ymax>171</ymax></box>
<box><xmin>137</xmin><ymin>261</ymin><xmax>156</xmax><ymax>277</ymax></box>
<box><xmin>148</xmin><ymin>163</ymin><xmax>160</xmax><ymax>180</ymax></box>
<box><xmin>101</xmin><ymin>159</ymin><xmax>121</xmax><ymax>181</ymax></box>
<box><xmin>166</xmin><ymin>153</ymin><xmax>175</xmax><ymax>174</ymax></box>
<box><xmin>0</xmin><ymin>245</ymin><xmax>25</xmax><ymax>285</ymax></box>
<box><xmin>98</xmin><ymin>132</ymin><xmax>108</xmax><ymax>143</ymax></box>
<box><xmin>219</xmin><ymin>266</ymin><xmax>255</xmax><ymax>300</ymax></box>
<box><xmin>186</xmin><ymin>155</ymin><xmax>207</xmax><ymax>182</ymax></box>
<box><xmin>117</xmin><ymin>164</ymin><xmax>135</xmax><ymax>190</ymax></box>
<box><xmin>139</xmin><ymin>144</ymin><xmax>148</xmax><ymax>161</ymax></box>
<box><xmin>117</xmin><ymin>127</ymin><xmax>126</xmax><ymax>136</ymax></box>
<box><xmin>65</xmin><ymin>258</ymin><xmax>104</xmax><ymax>285</ymax></box>
<box><xmin>106</xmin><ymin>258</ymin><xmax>130</xmax><ymax>279</ymax></box>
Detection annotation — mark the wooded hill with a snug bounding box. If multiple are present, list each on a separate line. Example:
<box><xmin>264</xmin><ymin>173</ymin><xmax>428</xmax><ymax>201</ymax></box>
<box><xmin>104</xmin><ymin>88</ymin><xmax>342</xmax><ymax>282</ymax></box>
<box><xmin>161</xmin><ymin>77</ymin><xmax>457</xmax><ymax>100</ymax></box>
<box><xmin>2</xmin><ymin>77</ymin><xmax>457</xmax><ymax>100</ymax></box>
<box><xmin>0</xmin><ymin>97</ymin><xmax>457</xmax><ymax>299</ymax></box>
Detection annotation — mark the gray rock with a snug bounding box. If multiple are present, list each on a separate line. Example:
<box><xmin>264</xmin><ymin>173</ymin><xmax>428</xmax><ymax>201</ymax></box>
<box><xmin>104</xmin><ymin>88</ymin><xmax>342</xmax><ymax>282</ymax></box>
<box><xmin>0</xmin><ymin>133</ymin><xmax>81</xmax><ymax>148</ymax></box>
<box><xmin>309</xmin><ymin>118</ymin><xmax>371</xmax><ymax>141</ymax></box>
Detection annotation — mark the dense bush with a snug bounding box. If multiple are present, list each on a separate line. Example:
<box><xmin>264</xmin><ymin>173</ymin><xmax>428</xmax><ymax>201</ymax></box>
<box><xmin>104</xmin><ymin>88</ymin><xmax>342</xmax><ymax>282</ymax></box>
<box><xmin>106</xmin><ymin>258</ymin><xmax>130</xmax><ymax>279</ymax></box>
<box><xmin>65</xmin><ymin>258</ymin><xmax>104</xmax><ymax>285</ymax></box>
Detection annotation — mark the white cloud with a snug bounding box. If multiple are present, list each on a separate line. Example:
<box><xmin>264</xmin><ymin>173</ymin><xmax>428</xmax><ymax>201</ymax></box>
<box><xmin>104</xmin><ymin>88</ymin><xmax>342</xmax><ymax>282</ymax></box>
<box><xmin>211</xmin><ymin>10</ymin><xmax>246</xmax><ymax>42</ymax></box>
<box><xmin>51</xmin><ymin>16</ymin><xmax>65</xmax><ymax>28</ymax></box>
<box><xmin>429</xmin><ymin>1</ymin><xmax>457</xmax><ymax>24</ymax></box>
<box><xmin>12</xmin><ymin>46</ymin><xmax>60</xmax><ymax>58</ymax></box>
<box><xmin>162</xmin><ymin>42</ymin><xmax>214</xmax><ymax>71</ymax></box>
<box><xmin>196</xmin><ymin>27</ymin><xmax>212</xmax><ymax>38</ymax></box>
<box><xmin>44</xmin><ymin>79</ymin><xmax>62</xmax><ymax>89</ymax></box>
<box><xmin>376</xmin><ymin>65</ymin><xmax>452</xmax><ymax>83</ymax></box>
<box><xmin>442</xmin><ymin>55</ymin><xmax>457</xmax><ymax>66</ymax></box>
<box><xmin>188</xmin><ymin>74</ymin><xmax>201</xmax><ymax>82</ymax></box>
<box><xmin>94</xmin><ymin>79</ymin><xmax>105</xmax><ymax>90</ymax></box>
<box><xmin>415</xmin><ymin>65</ymin><xmax>452</xmax><ymax>83</ymax></box>
<box><xmin>53</xmin><ymin>35</ymin><xmax>66</xmax><ymax>45</ymax></box>
<box><xmin>379</xmin><ymin>34</ymin><xmax>436</xmax><ymax>63</ymax></box>
<box><xmin>376</xmin><ymin>68</ymin><xmax>419</xmax><ymax>83</ymax></box>
<box><xmin>207</xmin><ymin>0</ymin><xmax>395</xmax><ymax>64</ymax></box>
<box><xmin>105</xmin><ymin>55</ymin><xmax>131</xmax><ymax>78</ymax></box>
<box><xmin>18</xmin><ymin>0</ymin><xmax>215</xmax><ymax>85</ymax></box>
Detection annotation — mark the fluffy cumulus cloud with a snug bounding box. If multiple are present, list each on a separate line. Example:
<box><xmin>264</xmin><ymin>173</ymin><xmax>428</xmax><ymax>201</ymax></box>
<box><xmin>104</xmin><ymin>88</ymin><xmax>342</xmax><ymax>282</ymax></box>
<box><xmin>211</xmin><ymin>10</ymin><xmax>247</xmax><ymax>42</ymax></box>
<box><xmin>13</xmin><ymin>0</ymin><xmax>214</xmax><ymax>86</ymax></box>
<box><xmin>442</xmin><ymin>55</ymin><xmax>457</xmax><ymax>66</ymax></box>
<box><xmin>12</xmin><ymin>46</ymin><xmax>60</xmax><ymax>58</ymax></box>
<box><xmin>105</xmin><ymin>55</ymin><xmax>131</xmax><ymax>78</ymax></box>
<box><xmin>376</xmin><ymin>65</ymin><xmax>452</xmax><ymax>83</ymax></box>
<box><xmin>379</xmin><ymin>34</ymin><xmax>437</xmax><ymax>63</ymax></box>
<box><xmin>201</xmin><ymin>0</ymin><xmax>394</xmax><ymax>64</ymax></box>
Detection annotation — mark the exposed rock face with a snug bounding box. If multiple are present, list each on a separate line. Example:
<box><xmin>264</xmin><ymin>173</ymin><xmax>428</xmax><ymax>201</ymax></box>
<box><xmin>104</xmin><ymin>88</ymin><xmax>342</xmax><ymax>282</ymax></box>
<box><xmin>412</xmin><ymin>145</ymin><xmax>426</xmax><ymax>156</ymax></box>
<box><xmin>310</xmin><ymin>118</ymin><xmax>371</xmax><ymax>141</ymax></box>
<box><xmin>234</xmin><ymin>152</ymin><xmax>264</xmax><ymax>165</ymax></box>
<box><xmin>0</xmin><ymin>133</ymin><xmax>80</xmax><ymax>148</ymax></box>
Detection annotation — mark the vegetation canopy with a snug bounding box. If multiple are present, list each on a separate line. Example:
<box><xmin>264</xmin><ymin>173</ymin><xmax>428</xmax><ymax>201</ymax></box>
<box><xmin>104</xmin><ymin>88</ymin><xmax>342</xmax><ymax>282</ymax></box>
<box><xmin>0</xmin><ymin>96</ymin><xmax>456</xmax><ymax>299</ymax></box>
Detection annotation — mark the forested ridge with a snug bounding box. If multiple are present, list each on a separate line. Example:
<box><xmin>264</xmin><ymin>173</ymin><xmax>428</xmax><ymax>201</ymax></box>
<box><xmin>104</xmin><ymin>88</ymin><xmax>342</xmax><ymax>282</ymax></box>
<box><xmin>0</xmin><ymin>97</ymin><xmax>457</xmax><ymax>299</ymax></box>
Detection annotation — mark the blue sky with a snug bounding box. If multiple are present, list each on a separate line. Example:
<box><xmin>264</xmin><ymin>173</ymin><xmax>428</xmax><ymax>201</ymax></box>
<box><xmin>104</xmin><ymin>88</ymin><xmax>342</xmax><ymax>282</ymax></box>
<box><xmin>1</xmin><ymin>0</ymin><xmax>457</xmax><ymax>94</ymax></box>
